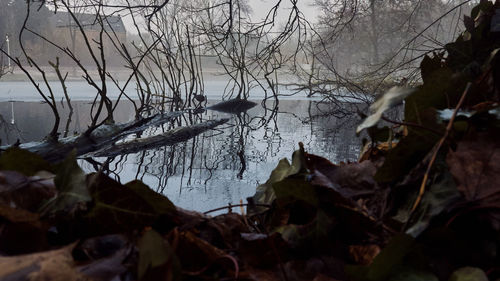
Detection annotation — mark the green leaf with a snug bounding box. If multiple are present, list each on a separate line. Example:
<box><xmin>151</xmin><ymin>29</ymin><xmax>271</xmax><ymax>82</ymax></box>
<box><xmin>471</xmin><ymin>1</ymin><xmax>493</xmax><ymax>19</ymax></box>
<box><xmin>389</xmin><ymin>267</ymin><xmax>439</xmax><ymax>281</ymax></box>
<box><xmin>125</xmin><ymin>180</ymin><xmax>176</xmax><ymax>215</ymax></box>
<box><xmin>272</xmin><ymin>178</ymin><xmax>319</xmax><ymax>207</ymax></box>
<box><xmin>85</xmin><ymin>173</ymin><xmax>178</xmax><ymax>234</ymax></box>
<box><xmin>86</xmin><ymin>174</ymin><xmax>158</xmax><ymax>233</ymax></box>
<box><xmin>404</xmin><ymin>172</ymin><xmax>461</xmax><ymax>237</ymax></box>
<box><xmin>248</xmin><ymin>144</ymin><xmax>307</xmax><ymax>215</ymax></box>
<box><xmin>357</xmin><ymin>87</ymin><xmax>415</xmax><ymax>133</ymax></box>
<box><xmin>274</xmin><ymin>210</ymin><xmax>332</xmax><ymax>249</ymax></box>
<box><xmin>138</xmin><ymin>229</ymin><xmax>180</xmax><ymax>281</ymax></box>
<box><xmin>448</xmin><ymin>267</ymin><xmax>488</xmax><ymax>281</ymax></box>
<box><xmin>0</xmin><ymin>147</ymin><xmax>51</xmax><ymax>176</ymax></box>
<box><xmin>40</xmin><ymin>150</ymin><xmax>90</xmax><ymax>214</ymax></box>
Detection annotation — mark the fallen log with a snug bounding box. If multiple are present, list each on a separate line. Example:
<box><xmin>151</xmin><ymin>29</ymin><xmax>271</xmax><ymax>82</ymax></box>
<box><xmin>0</xmin><ymin>98</ymin><xmax>256</xmax><ymax>162</ymax></box>
<box><xmin>3</xmin><ymin>110</ymin><xmax>185</xmax><ymax>163</ymax></box>
<box><xmin>88</xmin><ymin>118</ymin><xmax>229</xmax><ymax>158</ymax></box>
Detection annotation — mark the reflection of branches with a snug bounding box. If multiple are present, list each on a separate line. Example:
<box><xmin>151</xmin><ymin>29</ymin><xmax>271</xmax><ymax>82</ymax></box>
<box><xmin>234</xmin><ymin>113</ymin><xmax>248</xmax><ymax>179</ymax></box>
<box><xmin>83</xmin><ymin>156</ymin><xmax>122</xmax><ymax>181</ymax></box>
<box><xmin>0</xmin><ymin>110</ymin><xmax>23</xmax><ymax>145</ymax></box>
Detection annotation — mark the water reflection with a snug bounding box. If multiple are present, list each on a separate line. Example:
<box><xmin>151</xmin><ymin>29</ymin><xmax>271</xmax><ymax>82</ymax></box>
<box><xmin>0</xmin><ymin>99</ymin><xmax>362</xmax><ymax>212</ymax></box>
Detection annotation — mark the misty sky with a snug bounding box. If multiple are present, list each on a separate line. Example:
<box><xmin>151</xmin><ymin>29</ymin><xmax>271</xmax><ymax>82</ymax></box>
<box><xmin>250</xmin><ymin>0</ymin><xmax>317</xmax><ymax>22</ymax></box>
<box><xmin>122</xmin><ymin>0</ymin><xmax>318</xmax><ymax>34</ymax></box>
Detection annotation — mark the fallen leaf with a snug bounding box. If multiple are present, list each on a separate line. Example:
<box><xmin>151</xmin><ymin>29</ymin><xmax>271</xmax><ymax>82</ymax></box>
<box><xmin>85</xmin><ymin>173</ymin><xmax>177</xmax><ymax>234</ymax></box>
<box><xmin>173</xmin><ymin>231</ymin><xmax>239</xmax><ymax>279</ymax></box>
<box><xmin>446</xmin><ymin>131</ymin><xmax>500</xmax><ymax>206</ymax></box>
<box><xmin>0</xmin><ymin>170</ymin><xmax>56</xmax><ymax>212</ymax></box>
<box><xmin>349</xmin><ymin>245</ymin><xmax>381</xmax><ymax>265</ymax></box>
<box><xmin>78</xmin><ymin>247</ymin><xmax>131</xmax><ymax>281</ymax></box>
<box><xmin>0</xmin><ymin>203</ymin><xmax>49</xmax><ymax>254</ymax></box>
<box><xmin>388</xmin><ymin>267</ymin><xmax>439</xmax><ymax>281</ymax></box>
<box><xmin>138</xmin><ymin>229</ymin><xmax>180</xmax><ymax>281</ymax></box>
<box><xmin>0</xmin><ymin>243</ymin><xmax>89</xmax><ymax>281</ymax></box>
<box><xmin>356</xmin><ymin>87</ymin><xmax>415</xmax><ymax>133</ymax></box>
<box><xmin>0</xmin><ymin>147</ymin><xmax>52</xmax><ymax>176</ymax></box>
<box><xmin>346</xmin><ymin>234</ymin><xmax>415</xmax><ymax>281</ymax></box>
<box><xmin>195</xmin><ymin>213</ymin><xmax>249</xmax><ymax>249</ymax></box>
<box><xmin>40</xmin><ymin>151</ymin><xmax>90</xmax><ymax>215</ymax></box>
<box><xmin>248</xmin><ymin>143</ymin><xmax>307</xmax><ymax>216</ymax></box>
<box><xmin>448</xmin><ymin>267</ymin><xmax>488</xmax><ymax>281</ymax></box>
<box><xmin>78</xmin><ymin>234</ymin><xmax>129</xmax><ymax>260</ymax></box>
<box><xmin>238</xmin><ymin>232</ymin><xmax>288</xmax><ymax>267</ymax></box>
<box><xmin>307</xmin><ymin>154</ymin><xmax>378</xmax><ymax>198</ymax></box>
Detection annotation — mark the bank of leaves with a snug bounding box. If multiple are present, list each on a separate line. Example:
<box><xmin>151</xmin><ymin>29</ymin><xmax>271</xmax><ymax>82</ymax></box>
<box><xmin>1</xmin><ymin>1</ymin><xmax>500</xmax><ymax>280</ymax></box>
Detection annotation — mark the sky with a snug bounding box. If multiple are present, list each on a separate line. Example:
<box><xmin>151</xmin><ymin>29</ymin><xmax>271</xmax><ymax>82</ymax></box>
<box><xmin>250</xmin><ymin>0</ymin><xmax>318</xmax><ymax>22</ymax></box>
<box><xmin>122</xmin><ymin>0</ymin><xmax>319</xmax><ymax>34</ymax></box>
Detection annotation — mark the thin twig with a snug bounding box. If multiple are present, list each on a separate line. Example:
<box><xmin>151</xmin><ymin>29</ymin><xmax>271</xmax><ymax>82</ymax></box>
<box><xmin>381</xmin><ymin>116</ymin><xmax>443</xmax><ymax>137</ymax></box>
<box><xmin>203</xmin><ymin>203</ymin><xmax>271</xmax><ymax>215</ymax></box>
<box><xmin>410</xmin><ymin>82</ymin><xmax>472</xmax><ymax>213</ymax></box>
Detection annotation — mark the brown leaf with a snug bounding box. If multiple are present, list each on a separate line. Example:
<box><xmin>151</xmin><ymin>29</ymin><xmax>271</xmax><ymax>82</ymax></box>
<box><xmin>282</xmin><ymin>257</ymin><xmax>347</xmax><ymax>281</ymax></box>
<box><xmin>78</xmin><ymin>234</ymin><xmax>129</xmax><ymax>260</ymax></box>
<box><xmin>78</xmin><ymin>247</ymin><xmax>131</xmax><ymax>281</ymax></box>
<box><xmin>306</xmin><ymin>154</ymin><xmax>378</xmax><ymax>197</ymax></box>
<box><xmin>359</xmin><ymin>141</ymin><xmax>398</xmax><ymax>165</ymax></box>
<box><xmin>200</xmin><ymin>213</ymin><xmax>249</xmax><ymax>249</ymax></box>
<box><xmin>173</xmin><ymin>231</ymin><xmax>237</xmax><ymax>278</ymax></box>
<box><xmin>0</xmin><ymin>243</ymin><xmax>89</xmax><ymax>281</ymax></box>
<box><xmin>238</xmin><ymin>232</ymin><xmax>289</xmax><ymax>267</ymax></box>
<box><xmin>242</xmin><ymin>266</ymin><xmax>281</xmax><ymax>280</ymax></box>
<box><xmin>348</xmin><ymin>244</ymin><xmax>381</xmax><ymax>265</ymax></box>
<box><xmin>0</xmin><ymin>203</ymin><xmax>49</xmax><ymax>254</ymax></box>
<box><xmin>283</xmin><ymin>259</ymin><xmax>329</xmax><ymax>281</ymax></box>
<box><xmin>313</xmin><ymin>273</ymin><xmax>342</xmax><ymax>281</ymax></box>
<box><xmin>306</xmin><ymin>154</ymin><xmax>387</xmax><ymax>220</ymax></box>
<box><xmin>0</xmin><ymin>203</ymin><xmax>42</xmax><ymax>225</ymax></box>
<box><xmin>0</xmin><ymin>171</ymin><xmax>56</xmax><ymax>212</ymax></box>
<box><xmin>446</xmin><ymin>131</ymin><xmax>500</xmax><ymax>205</ymax></box>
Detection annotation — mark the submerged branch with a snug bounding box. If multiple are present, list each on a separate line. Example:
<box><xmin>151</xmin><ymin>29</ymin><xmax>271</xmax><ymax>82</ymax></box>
<box><xmin>90</xmin><ymin>118</ymin><xmax>229</xmax><ymax>158</ymax></box>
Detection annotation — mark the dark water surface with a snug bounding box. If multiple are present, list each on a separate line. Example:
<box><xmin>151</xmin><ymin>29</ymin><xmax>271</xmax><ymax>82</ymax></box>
<box><xmin>0</xmin><ymin>99</ymin><xmax>362</xmax><ymax>213</ymax></box>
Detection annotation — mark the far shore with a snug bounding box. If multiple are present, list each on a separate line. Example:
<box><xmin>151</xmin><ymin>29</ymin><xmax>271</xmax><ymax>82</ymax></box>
<box><xmin>0</xmin><ymin>66</ymin><xmax>235</xmax><ymax>82</ymax></box>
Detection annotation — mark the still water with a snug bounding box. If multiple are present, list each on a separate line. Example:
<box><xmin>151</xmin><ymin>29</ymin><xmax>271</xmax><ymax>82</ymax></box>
<box><xmin>0</xmin><ymin>81</ymin><xmax>363</xmax><ymax>213</ymax></box>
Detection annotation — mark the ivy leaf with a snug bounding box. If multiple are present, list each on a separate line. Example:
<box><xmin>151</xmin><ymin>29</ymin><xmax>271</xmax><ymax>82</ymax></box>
<box><xmin>248</xmin><ymin>143</ymin><xmax>307</xmax><ymax>215</ymax></box>
<box><xmin>86</xmin><ymin>173</ymin><xmax>176</xmax><ymax>234</ymax></box>
<box><xmin>40</xmin><ymin>150</ymin><xmax>90</xmax><ymax>215</ymax></box>
<box><xmin>138</xmin><ymin>229</ymin><xmax>180</xmax><ymax>281</ymax></box>
<box><xmin>0</xmin><ymin>147</ymin><xmax>52</xmax><ymax>176</ymax></box>
<box><xmin>125</xmin><ymin>180</ymin><xmax>176</xmax><ymax>215</ymax></box>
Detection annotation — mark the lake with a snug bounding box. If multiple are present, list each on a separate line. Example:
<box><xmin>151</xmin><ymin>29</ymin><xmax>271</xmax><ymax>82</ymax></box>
<box><xmin>0</xmin><ymin>80</ymin><xmax>363</xmax><ymax>213</ymax></box>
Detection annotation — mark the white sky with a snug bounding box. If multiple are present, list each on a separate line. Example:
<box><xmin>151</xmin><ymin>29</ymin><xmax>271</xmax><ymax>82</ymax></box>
<box><xmin>122</xmin><ymin>0</ymin><xmax>319</xmax><ymax>34</ymax></box>
<box><xmin>250</xmin><ymin>0</ymin><xmax>318</xmax><ymax>22</ymax></box>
